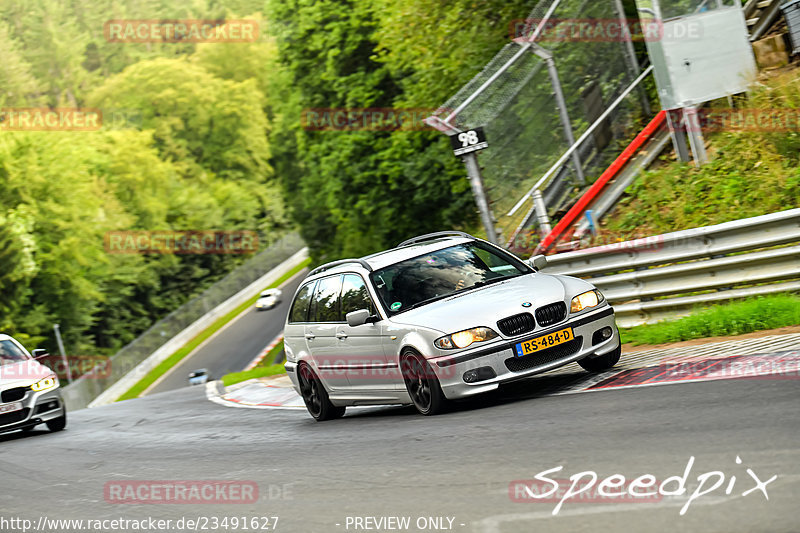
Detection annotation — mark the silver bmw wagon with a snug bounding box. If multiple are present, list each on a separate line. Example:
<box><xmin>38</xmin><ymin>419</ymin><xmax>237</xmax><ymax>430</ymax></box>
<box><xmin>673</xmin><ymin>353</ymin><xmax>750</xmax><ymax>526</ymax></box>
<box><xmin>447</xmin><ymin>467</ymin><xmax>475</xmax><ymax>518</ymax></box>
<box><xmin>284</xmin><ymin>232</ymin><xmax>620</xmax><ymax>420</ymax></box>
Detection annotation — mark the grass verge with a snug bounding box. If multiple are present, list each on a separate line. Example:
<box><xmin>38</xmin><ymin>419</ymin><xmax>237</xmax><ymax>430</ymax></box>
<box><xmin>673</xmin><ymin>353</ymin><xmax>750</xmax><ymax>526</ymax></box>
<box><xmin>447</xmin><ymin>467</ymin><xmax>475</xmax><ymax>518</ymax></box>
<box><xmin>222</xmin><ymin>339</ymin><xmax>286</xmax><ymax>387</ymax></box>
<box><xmin>117</xmin><ymin>259</ymin><xmax>309</xmax><ymax>401</ymax></box>
<box><xmin>620</xmin><ymin>294</ymin><xmax>800</xmax><ymax>346</ymax></box>
<box><xmin>222</xmin><ymin>363</ymin><xmax>286</xmax><ymax>387</ymax></box>
<box><xmin>603</xmin><ymin>70</ymin><xmax>800</xmax><ymax>239</ymax></box>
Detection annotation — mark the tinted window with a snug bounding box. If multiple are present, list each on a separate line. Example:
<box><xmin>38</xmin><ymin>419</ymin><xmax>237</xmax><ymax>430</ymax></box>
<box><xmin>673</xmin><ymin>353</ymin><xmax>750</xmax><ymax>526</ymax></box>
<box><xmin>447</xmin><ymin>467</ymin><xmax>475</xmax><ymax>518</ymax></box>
<box><xmin>288</xmin><ymin>282</ymin><xmax>316</xmax><ymax>323</ymax></box>
<box><xmin>341</xmin><ymin>274</ymin><xmax>374</xmax><ymax>317</ymax></box>
<box><xmin>311</xmin><ymin>275</ymin><xmax>342</xmax><ymax>322</ymax></box>
<box><xmin>370</xmin><ymin>242</ymin><xmax>529</xmax><ymax>316</ymax></box>
<box><xmin>0</xmin><ymin>340</ymin><xmax>30</xmax><ymax>366</ymax></box>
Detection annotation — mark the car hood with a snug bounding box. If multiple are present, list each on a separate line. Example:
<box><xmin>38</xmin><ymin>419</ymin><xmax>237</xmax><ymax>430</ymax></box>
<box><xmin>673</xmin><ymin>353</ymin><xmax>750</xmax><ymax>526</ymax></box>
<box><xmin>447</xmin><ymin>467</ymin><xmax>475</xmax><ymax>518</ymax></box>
<box><xmin>388</xmin><ymin>273</ymin><xmax>591</xmax><ymax>335</ymax></box>
<box><xmin>0</xmin><ymin>359</ymin><xmax>52</xmax><ymax>389</ymax></box>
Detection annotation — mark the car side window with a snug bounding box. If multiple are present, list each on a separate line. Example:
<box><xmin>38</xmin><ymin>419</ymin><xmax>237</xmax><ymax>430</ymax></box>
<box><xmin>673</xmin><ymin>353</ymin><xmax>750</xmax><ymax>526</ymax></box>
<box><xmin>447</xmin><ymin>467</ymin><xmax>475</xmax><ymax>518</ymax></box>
<box><xmin>288</xmin><ymin>282</ymin><xmax>316</xmax><ymax>323</ymax></box>
<box><xmin>310</xmin><ymin>275</ymin><xmax>343</xmax><ymax>322</ymax></box>
<box><xmin>341</xmin><ymin>274</ymin><xmax>375</xmax><ymax>317</ymax></box>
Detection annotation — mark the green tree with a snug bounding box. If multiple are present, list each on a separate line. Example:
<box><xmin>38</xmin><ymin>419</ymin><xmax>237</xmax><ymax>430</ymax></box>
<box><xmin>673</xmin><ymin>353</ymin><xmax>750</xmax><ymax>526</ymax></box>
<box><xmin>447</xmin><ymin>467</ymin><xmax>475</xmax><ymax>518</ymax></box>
<box><xmin>266</xmin><ymin>0</ymin><xmax>479</xmax><ymax>262</ymax></box>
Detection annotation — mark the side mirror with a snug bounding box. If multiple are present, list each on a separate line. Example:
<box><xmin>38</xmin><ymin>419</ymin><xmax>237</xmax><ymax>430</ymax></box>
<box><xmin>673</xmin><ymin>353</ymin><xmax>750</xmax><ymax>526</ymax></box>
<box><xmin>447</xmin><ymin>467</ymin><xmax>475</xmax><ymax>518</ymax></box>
<box><xmin>346</xmin><ymin>309</ymin><xmax>372</xmax><ymax>327</ymax></box>
<box><xmin>528</xmin><ymin>255</ymin><xmax>548</xmax><ymax>271</ymax></box>
<box><xmin>32</xmin><ymin>348</ymin><xmax>49</xmax><ymax>359</ymax></box>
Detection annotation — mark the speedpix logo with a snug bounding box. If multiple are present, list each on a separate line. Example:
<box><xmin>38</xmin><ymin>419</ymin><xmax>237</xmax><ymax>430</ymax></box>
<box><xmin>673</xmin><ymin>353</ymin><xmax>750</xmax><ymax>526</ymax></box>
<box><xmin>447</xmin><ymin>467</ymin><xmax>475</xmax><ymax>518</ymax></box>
<box><xmin>510</xmin><ymin>456</ymin><xmax>777</xmax><ymax>515</ymax></box>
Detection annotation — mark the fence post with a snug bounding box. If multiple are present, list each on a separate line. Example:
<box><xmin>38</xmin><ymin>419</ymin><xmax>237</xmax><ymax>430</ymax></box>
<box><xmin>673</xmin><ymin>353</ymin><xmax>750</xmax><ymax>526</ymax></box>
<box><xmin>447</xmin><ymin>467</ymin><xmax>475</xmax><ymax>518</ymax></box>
<box><xmin>463</xmin><ymin>152</ymin><xmax>498</xmax><ymax>244</ymax></box>
<box><xmin>534</xmin><ymin>45</ymin><xmax>586</xmax><ymax>184</ymax></box>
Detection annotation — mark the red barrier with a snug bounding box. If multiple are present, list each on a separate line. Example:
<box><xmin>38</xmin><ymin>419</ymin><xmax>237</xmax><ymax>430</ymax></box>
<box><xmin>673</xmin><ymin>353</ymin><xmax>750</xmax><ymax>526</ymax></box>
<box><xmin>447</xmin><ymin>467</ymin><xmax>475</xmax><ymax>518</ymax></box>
<box><xmin>535</xmin><ymin>110</ymin><xmax>667</xmax><ymax>254</ymax></box>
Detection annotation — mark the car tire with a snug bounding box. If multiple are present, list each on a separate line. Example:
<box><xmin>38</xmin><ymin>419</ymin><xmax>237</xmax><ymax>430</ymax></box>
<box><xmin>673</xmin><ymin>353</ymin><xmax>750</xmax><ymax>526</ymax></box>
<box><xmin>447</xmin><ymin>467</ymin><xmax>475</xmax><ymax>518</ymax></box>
<box><xmin>578</xmin><ymin>345</ymin><xmax>621</xmax><ymax>372</ymax></box>
<box><xmin>298</xmin><ymin>363</ymin><xmax>345</xmax><ymax>421</ymax></box>
<box><xmin>46</xmin><ymin>412</ymin><xmax>67</xmax><ymax>432</ymax></box>
<box><xmin>401</xmin><ymin>350</ymin><xmax>449</xmax><ymax>416</ymax></box>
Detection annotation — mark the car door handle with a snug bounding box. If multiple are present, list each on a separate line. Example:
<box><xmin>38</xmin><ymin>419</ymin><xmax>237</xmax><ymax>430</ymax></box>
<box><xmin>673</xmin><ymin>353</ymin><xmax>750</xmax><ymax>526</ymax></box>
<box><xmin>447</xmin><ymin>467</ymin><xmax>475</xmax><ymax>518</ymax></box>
<box><xmin>336</xmin><ymin>332</ymin><xmax>348</xmax><ymax>340</ymax></box>
<box><xmin>304</xmin><ymin>333</ymin><xmax>315</xmax><ymax>340</ymax></box>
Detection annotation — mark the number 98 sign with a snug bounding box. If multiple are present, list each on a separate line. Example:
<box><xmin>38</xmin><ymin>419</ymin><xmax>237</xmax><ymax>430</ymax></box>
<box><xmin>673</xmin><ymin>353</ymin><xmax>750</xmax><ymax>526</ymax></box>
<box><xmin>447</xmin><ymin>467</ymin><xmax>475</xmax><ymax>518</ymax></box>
<box><xmin>450</xmin><ymin>127</ymin><xmax>488</xmax><ymax>157</ymax></box>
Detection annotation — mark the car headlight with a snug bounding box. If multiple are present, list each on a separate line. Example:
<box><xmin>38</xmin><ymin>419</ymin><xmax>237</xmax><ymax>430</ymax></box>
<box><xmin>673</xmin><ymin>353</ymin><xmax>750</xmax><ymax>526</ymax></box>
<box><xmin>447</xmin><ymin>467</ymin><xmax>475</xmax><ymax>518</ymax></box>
<box><xmin>434</xmin><ymin>327</ymin><xmax>498</xmax><ymax>350</ymax></box>
<box><xmin>31</xmin><ymin>376</ymin><xmax>58</xmax><ymax>392</ymax></box>
<box><xmin>570</xmin><ymin>289</ymin><xmax>605</xmax><ymax>313</ymax></box>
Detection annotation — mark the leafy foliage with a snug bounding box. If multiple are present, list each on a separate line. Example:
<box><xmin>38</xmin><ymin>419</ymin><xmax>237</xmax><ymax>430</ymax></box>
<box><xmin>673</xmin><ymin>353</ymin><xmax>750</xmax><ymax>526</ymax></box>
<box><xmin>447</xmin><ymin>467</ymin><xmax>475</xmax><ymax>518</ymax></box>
<box><xmin>606</xmin><ymin>71</ymin><xmax>800</xmax><ymax>236</ymax></box>
<box><xmin>0</xmin><ymin>2</ymin><xmax>289</xmax><ymax>353</ymax></box>
<box><xmin>265</xmin><ymin>0</ymin><xmax>538</xmax><ymax>261</ymax></box>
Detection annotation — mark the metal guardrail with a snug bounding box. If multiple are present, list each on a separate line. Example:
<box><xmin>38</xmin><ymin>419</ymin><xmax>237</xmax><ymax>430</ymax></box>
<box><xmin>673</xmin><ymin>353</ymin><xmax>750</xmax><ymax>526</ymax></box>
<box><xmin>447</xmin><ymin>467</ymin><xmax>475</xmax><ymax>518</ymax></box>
<box><xmin>542</xmin><ymin>209</ymin><xmax>800</xmax><ymax>327</ymax></box>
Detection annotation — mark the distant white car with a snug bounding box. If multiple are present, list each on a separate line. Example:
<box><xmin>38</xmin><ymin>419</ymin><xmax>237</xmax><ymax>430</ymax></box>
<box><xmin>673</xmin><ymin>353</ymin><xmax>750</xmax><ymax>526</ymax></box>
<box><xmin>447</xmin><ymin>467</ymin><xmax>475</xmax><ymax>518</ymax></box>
<box><xmin>188</xmin><ymin>369</ymin><xmax>211</xmax><ymax>386</ymax></box>
<box><xmin>255</xmin><ymin>288</ymin><xmax>282</xmax><ymax>311</ymax></box>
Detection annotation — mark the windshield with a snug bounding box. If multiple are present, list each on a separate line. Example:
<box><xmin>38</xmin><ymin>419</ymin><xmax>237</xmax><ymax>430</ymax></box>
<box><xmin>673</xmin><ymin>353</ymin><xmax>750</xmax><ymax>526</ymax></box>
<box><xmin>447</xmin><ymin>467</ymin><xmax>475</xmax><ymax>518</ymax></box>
<box><xmin>0</xmin><ymin>339</ymin><xmax>31</xmax><ymax>366</ymax></box>
<box><xmin>370</xmin><ymin>242</ymin><xmax>530</xmax><ymax>316</ymax></box>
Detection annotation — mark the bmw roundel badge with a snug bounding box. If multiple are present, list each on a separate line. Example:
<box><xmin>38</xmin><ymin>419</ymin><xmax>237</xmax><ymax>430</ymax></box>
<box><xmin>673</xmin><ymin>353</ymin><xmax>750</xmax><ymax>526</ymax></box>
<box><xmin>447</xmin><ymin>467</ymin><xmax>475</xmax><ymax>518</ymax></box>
<box><xmin>521</xmin><ymin>302</ymin><xmax>532</xmax><ymax>308</ymax></box>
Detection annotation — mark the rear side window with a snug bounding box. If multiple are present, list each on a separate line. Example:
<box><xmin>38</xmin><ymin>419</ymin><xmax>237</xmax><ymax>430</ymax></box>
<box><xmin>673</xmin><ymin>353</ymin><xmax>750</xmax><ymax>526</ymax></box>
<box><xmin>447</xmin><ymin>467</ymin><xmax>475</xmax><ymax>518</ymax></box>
<box><xmin>288</xmin><ymin>282</ymin><xmax>316</xmax><ymax>323</ymax></box>
<box><xmin>310</xmin><ymin>275</ymin><xmax>343</xmax><ymax>322</ymax></box>
<box><xmin>341</xmin><ymin>274</ymin><xmax>374</xmax><ymax>317</ymax></box>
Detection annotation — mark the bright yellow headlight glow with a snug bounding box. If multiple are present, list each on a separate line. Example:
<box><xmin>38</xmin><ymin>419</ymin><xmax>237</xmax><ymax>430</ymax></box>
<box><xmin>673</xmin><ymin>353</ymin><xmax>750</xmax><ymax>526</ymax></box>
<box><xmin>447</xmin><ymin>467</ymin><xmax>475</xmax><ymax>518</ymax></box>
<box><xmin>31</xmin><ymin>377</ymin><xmax>57</xmax><ymax>392</ymax></box>
<box><xmin>451</xmin><ymin>331</ymin><xmax>477</xmax><ymax>349</ymax></box>
<box><xmin>435</xmin><ymin>327</ymin><xmax>498</xmax><ymax>350</ymax></box>
<box><xmin>571</xmin><ymin>290</ymin><xmax>601</xmax><ymax>313</ymax></box>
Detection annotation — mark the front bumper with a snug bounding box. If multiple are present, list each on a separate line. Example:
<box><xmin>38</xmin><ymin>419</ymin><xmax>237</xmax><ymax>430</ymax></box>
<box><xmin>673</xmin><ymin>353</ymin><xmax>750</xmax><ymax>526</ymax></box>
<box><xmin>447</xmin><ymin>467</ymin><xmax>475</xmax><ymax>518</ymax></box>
<box><xmin>429</xmin><ymin>305</ymin><xmax>620</xmax><ymax>400</ymax></box>
<box><xmin>0</xmin><ymin>386</ymin><xmax>65</xmax><ymax>434</ymax></box>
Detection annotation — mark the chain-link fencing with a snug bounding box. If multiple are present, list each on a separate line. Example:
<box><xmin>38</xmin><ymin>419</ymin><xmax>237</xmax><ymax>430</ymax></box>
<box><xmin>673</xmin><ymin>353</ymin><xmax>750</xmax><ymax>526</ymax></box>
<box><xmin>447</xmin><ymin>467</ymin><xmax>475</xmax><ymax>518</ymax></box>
<box><xmin>430</xmin><ymin>0</ymin><xmax>658</xmax><ymax>250</ymax></box>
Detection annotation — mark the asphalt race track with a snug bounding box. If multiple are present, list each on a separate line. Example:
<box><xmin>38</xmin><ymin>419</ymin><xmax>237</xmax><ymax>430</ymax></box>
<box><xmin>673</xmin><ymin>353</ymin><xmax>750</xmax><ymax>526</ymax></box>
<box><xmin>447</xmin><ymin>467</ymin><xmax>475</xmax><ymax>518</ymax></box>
<box><xmin>1</xmin><ymin>364</ymin><xmax>798</xmax><ymax>533</ymax></box>
<box><xmin>146</xmin><ymin>273</ymin><xmax>306</xmax><ymax>395</ymax></box>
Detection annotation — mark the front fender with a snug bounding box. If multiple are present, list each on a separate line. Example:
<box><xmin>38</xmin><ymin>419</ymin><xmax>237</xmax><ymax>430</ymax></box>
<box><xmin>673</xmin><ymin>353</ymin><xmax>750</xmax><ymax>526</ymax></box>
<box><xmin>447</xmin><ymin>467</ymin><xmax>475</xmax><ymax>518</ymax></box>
<box><xmin>396</xmin><ymin>328</ymin><xmax>444</xmax><ymax>362</ymax></box>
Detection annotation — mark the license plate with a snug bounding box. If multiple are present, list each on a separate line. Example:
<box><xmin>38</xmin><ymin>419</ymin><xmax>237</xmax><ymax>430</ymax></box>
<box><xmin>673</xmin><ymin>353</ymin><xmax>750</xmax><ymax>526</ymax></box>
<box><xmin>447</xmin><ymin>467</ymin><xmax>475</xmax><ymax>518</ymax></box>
<box><xmin>514</xmin><ymin>327</ymin><xmax>574</xmax><ymax>357</ymax></box>
<box><xmin>0</xmin><ymin>402</ymin><xmax>23</xmax><ymax>415</ymax></box>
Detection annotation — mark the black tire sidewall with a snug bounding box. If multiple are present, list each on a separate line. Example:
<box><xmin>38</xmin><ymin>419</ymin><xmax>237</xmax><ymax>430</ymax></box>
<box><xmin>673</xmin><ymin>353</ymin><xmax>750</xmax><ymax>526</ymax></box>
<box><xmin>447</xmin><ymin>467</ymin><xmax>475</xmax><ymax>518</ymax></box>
<box><xmin>401</xmin><ymin>351</ymin><xmax>447</xmax><ymax>416</ymax></box>
<box><xmin>579</xmin><ymin>345</ymin><xmax>621</xmax><ymax>372</ymax></box>
<box><xmin>299</xmin><ymin>363</ymin><xmax>344</xmax><ymax>421</ymax></box>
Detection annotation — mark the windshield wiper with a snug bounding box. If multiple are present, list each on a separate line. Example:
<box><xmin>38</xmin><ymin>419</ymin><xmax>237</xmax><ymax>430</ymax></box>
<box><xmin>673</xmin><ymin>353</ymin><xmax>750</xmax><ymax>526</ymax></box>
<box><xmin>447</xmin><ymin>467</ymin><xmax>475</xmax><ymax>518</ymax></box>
<box><xmin>400</xmin><ymin>294</ymin><xmax>452</xmax><ymax>313</ymax></box>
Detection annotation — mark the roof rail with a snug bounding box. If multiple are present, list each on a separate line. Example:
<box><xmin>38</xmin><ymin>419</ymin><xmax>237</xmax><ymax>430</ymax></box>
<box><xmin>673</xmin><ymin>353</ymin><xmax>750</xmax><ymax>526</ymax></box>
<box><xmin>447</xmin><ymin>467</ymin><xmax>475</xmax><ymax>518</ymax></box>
<box><xmin>396</xmin><ymin>231</ymin><xmax>476</xmax><ymax>248</ymax></box>
<box><xmin>308</xmin><ymin>258</ymin><xmax>373</xmax><ymax>277</ymax></box>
